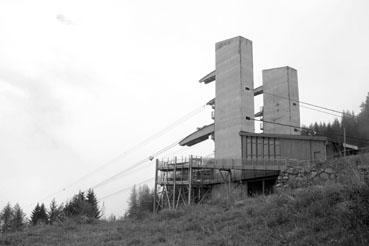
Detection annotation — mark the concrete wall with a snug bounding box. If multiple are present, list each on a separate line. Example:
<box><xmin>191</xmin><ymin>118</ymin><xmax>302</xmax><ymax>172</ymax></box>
<box><xmin>215</xmin><ymin>36</ymin><xmax>254</xmax><ymax>160</ymax></box>
<box><xmin>263</xmin><ymin>67</ymin><xmax>300</xmax><ymax>135</ymax></box>
<box><xmin>279</xmin><ymin>138</ymin><xmax>327</xmax><ymax>161</ymax></box>
<box><xmin>241</xmin><ymin>133</ymin><xmax>327</xmax><ymax>162</ymax></box>
<box><xmin>211</xmin><ymin>177</ymin><xmax>277</xmax><ymax>202</ymax></box>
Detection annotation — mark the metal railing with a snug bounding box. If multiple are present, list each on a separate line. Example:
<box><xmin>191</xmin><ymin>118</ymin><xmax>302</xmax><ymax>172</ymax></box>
<box><xmin>157</xmin><ymin>156</ymin><xmax>287</xmax><ymax>186</ymax></box>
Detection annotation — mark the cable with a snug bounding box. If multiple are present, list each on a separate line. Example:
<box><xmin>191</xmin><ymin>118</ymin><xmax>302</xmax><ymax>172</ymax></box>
<box><xmin>262</xmin><ymin>90</ymin><xmax>351</xmax><ymax>116</ymax></box>
<box><xmin>99</xmin><ymin>177</ymin><xmax>154</xmax><ymax>201</ymax></box>
<box><xmin>97</xmin><ymin>141</ymin><xmax>194</xmax><ymax>200</ymax></box>
<box><xmin>29</xmin><ymin>138</ymin><xmax>180</xmax><ymax>209</ymax></box>
<box><xmin>249</xmin><ymin>116</ymin><xmax>303</xmax><ymax>131</ymax></box>
<box><xmin>34</xmin><ymin>104</ymin><xmax>206</xmax><ymax>203</ymax></box>
<box><xmin>246</xmin><ymin>116</ymin><xmax>369</xmax><ymax>143</ymax></box>
<box><xmin>92</xmin><ymin>139</ymin><xmax>180</xmax><ymax>190</ymax></box>
<box><xmin>298</xmin><ymin>105</ymin><xmax>368</xmax><ymax>143</ymax></box>
<box><xmin>255</xmin><ymin>91</ymin><xmax>368</xmax><ymax>143</ymax></box>
<box><xmin>67</xmin><ymin>104</ymin><xmax>205</xmax><ymax>188</ymax></box>
<box><xmin>300</xmin><ymin>104</ymin><xmax>342</xmax><ymax>118</ymax></box>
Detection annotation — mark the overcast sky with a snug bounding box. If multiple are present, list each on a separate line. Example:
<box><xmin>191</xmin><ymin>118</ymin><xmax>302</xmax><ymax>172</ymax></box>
<box><xmin>1</xmin><ymin>0</ymin><xmax>368</xmax><ymax>217</ymax></box>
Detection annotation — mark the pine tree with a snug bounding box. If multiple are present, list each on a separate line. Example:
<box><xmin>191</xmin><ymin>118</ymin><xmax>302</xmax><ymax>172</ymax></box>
<box><xmin>64</xmin><ymin>191</ymin><xmax>92</xmax><ymax>218</ymax></box>
<box><xmin>77</xmin><ymin>191</ymin><xmax>85</xmax><ymax>202</ymax></box>
<box><xmin>137</xmin><ymin>185</ymin><xmax>153</xmax><ymax>215</ymax></box>
<box><xmin>31</xmin><ymin>203</ymin><xmax>41</xmax><ymax>225</ymax></box>
<box><xmin>0</xmin><ymin>203</ymin><xmax>14</xmax><ymax>232</ymax></box>
<box><xmin>48</xmin><ymin>199</ymin><xmax>64</xmax><ymax>224</ymax></box>
<box><xmin>127</xmin><ymin>185</ymin><xmax>138</xmax><ymax>218</ymax></box>
<box><xmin>86</xmin><ymin>189</ymin><xmax>101</xmax><ymax>219</ymax></box>
<box><xmin>358</xmin><ymin>93</ymin><xmax>369</xmax><ymax>142</ymax></box>
<box><xmin>31</xmin><ymin>203</ymin><xmax>48</xmax><ymax>225</ymax></box>
<box><xmin>11</xmin><ymin>204</ymin><xmax>25</xmax><ymax>231</ymax></box>
<box><xmin>39</xmin><ymin>203</ymin><xmax>48</xmax><ymax>224</ymax></box>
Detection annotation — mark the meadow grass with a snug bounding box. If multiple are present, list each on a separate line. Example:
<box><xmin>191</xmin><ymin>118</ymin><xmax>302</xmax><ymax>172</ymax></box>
<box><xmin>1</xmin><ymin>182</ymin><xmax>368</xmax><ymax>245</ymax></box>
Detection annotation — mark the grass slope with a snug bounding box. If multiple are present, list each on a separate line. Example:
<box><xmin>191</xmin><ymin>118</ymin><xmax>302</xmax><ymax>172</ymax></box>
<box><xmin>1</xmin><ymin>183</ymin><xmax>369</xmax><ymax>246</ymax></box>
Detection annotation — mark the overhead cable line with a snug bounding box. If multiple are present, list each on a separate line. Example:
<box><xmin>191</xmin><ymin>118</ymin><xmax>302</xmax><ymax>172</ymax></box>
<box><xmin>65</xmin><ymin>104</ymin><xmax>206</xmax><ymax>189</ymax></box>
<box><xmin>97</xmin><ymin>142</ymin><xmax>195</xmax><ymax>200</ymax></box>
<box><xmin>299</xmin><ymin>104</ymin><xmax>343</xmax><ymax>118</ymax></box>
<box><xmin>92</xmin><ymin>139</ymin><xmax>180</xmax><ymax>190</ymax></box>
<box><xmin>262</xmin><ymin>90</ymin><xmax>351</xmax><ymax>116</ymax></box>
<box><xmin>257</xmin><ymin>91</ymin><xmax>368</xmax><ymax>143</ymax></box>
<box><xmin>99</xmin><ymin>177</ymin><xmax>154</xmax><ymax>201</ymax></box>
<box><xmin>246</xmin><ymin>116</ymin><xmax>369</xmax><ymax>143</ymax></box>
<box><xmin>34</xmin><ymin>104</ymin><xmax>206</xmax><ymax>204</ymax></box>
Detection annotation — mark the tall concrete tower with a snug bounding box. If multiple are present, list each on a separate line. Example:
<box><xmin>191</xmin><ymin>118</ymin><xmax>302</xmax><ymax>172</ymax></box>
<box><xmin>262</xmin><ymin>66</ymin><xmax>300</xmax><ymax>135</ymax></box>
<box><xmin>215</xmin><ymin>36</ymin><xmax>255</xmax><ymax>160</ymax></box>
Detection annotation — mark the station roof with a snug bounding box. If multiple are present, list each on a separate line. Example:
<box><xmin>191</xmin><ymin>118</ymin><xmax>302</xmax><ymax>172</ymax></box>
<box><xmin>199</xmin><ymin>70</ymin><xmax>216</xmax><ymax>84</ymax></box>
<box><xmin>180</xmin><ymin>126</ymin><xmax>331</xmax><ymax>148</ymax></box>
<box><xmin>254</xmin><ymin>85</ymin><xmax>263</xmax><ymax>96</ymax></box>
<box><xmin>179</xmin><ymin>123</ymin><xmax>214</xmax><ymax>146</ymax></box>
<box><xmin>206</xmin><ymin>98</ymin><xmax>215</xmax><ymax>106</ymax></box>
<box><xmin>254</xmin><ymin>110</ymin><xmax>263</xmax><ymax>117</ymax></box>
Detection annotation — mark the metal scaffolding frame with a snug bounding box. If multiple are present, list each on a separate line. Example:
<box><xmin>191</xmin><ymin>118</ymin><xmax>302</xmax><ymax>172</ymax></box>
<box><xmin>153</xmin><ymin>156</ymin><xmax>284</xmax><ymax>212</ymax></box>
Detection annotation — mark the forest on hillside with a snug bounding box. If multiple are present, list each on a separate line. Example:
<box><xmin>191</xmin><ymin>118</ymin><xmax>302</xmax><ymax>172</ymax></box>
<box><xmin>302</xmin><ymin>92</ymin><xmax>369</xmax><ymax>148</ymax></box>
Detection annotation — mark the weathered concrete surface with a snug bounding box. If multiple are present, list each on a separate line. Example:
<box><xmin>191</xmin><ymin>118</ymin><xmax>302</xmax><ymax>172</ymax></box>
<box><xmin>263</xmin><ymin>66</ymin><xmax>300</xmax><ymax>135</ymax></box>
<box><xmin>215</xmin><ymin>36</ymin><xmax>254</xmax><ymax>160</ymax></box>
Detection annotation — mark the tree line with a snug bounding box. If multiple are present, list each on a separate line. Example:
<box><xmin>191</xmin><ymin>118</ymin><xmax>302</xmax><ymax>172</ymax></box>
<box><xmin>302</xmin><ymin>92</ymin><xmax>369</xmax><ymax>148</ymax></box>
<box><xmin>0</xmin><ymin>188</ymin><xmax>101</xmax><ymax>233</ymax></box>
<box><xmin>1</xmin><ymin>184</ymin><xmax>155</xmax><ymax>233</ymax></box>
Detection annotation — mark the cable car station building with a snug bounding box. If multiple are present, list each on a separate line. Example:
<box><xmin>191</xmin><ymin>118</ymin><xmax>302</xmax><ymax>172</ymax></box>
<box><xmin>153</xmin><ymin>36</ymin><xmax>334</xmax><ymax>211</ymax></box>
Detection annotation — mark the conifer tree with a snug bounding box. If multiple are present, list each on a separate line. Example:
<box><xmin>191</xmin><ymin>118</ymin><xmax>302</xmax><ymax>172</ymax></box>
<box><xmin>127</xmin><ymin>185</ymin><xmax>138</xmax><ymax>218</ymax></box>
<box><xmin>86</xmin><ymin>189</ymin><xmax>101</xmax><ymax>219</ymax></box>
<box><xmin>358</xmin><ymin>93</ymin><xmax>369</xmax><ymax>140</ymax></box>
<box><xmin>137</xmin><ymin>185</ymin><xmax>153</xmax><ymax>215</ymax></box>
<box><xmin>48</xmin><ymin>199</ymin><xmax>64</xmax><ymax>224</ymax></box>
<box><xmin>11</xmin><ymin>204</ymin><xmax>25</xmax><ymax>231</ymax></box>
<box><xmin>0</xmin><ymin>203</ymin><xmax>14</xmax><ymax>232</ymax></box>
<box><xmin>31</xmin><ymin>203</ymin><xmax>40</xmax><ymax>225</ymax></box>
<box><xmin>31</xmin><ymin>203</ymin><xmax>48</xmax><ymax>225</ymax></box>
<box><xmin>39</xmin><ymin>203</ymin><xmax>49</xmax><ymax>224</ymax></box>
<box><xmin>64</xmin><ymin>191</ymin><xmax>93</xmax><ymax>218</ymax></box>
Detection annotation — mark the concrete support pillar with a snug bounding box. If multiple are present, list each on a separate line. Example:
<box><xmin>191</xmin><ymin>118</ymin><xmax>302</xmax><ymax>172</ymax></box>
<box><xmin>215</xmin><ymin>36</ymin><xmax>255</xmax><ymax>160</ymax></box>
<box><xmin>262</xmin><ymin>66</ymin><xmax>300</xmax><ymax>135</ymax></box>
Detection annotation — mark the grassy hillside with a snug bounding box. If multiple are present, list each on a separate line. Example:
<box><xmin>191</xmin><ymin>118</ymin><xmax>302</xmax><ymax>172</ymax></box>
<box><xmin>1</xmin><ymin>182</ymin><xmax>368</xmax><ymax>246</ymax></box>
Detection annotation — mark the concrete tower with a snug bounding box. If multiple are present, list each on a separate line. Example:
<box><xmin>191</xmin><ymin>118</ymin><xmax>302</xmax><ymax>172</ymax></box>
<box><xmin>215</xmin><ymin>36</ymin><xmax>255</xmax><ymax>160</ymax></box>
<box><xmin>262</xmin><ymin>66</ymin><xmax>300</xmax><ymax>135</ymax></box>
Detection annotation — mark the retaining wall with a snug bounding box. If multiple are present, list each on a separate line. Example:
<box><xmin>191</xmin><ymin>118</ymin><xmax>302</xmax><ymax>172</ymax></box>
<box><xmin>277</xmin><ymin>153</ymin><xmax>369</xmax><ymax>189</ymax></box>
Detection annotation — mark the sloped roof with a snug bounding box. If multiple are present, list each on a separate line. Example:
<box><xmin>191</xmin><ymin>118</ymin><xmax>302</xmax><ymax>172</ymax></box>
<box><xmin>179</xmin><ymin>123</ymin><xmax>215</xmax><ymax>146</ymax></box>
<box><xmin>199</xmin><ymin>70</ymin><xmax>216</xmax><ymax>84</ymax></box>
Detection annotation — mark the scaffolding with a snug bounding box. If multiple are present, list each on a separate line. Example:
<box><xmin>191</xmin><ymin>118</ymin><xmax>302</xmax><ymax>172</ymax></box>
<box><xmin>153</xmin><ymin>156</ymin><xmax>286</xmax><ymax>212</ymax></box>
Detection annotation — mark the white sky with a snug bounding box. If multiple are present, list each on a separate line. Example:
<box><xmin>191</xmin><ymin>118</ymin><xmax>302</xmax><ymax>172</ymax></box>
<box><xmin>0</xmin><ymin>0</ymin><xmax>368</xmax><ymax>217</ymax></box>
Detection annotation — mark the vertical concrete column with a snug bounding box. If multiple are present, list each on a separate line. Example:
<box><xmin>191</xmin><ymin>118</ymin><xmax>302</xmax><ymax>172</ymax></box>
<box><xmin>215</xmin><ymin>36</ymin><xmax>255</xmax><ymax>160</ymax></box>
<box><xmin>262</xmin><ymin>66</ymin><xmax>300</xmax><ymax>135</ymax></box>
